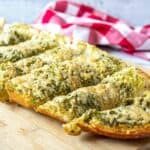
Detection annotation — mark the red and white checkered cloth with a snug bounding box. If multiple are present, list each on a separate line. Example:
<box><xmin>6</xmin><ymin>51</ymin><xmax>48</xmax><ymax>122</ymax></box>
<box><xmin>34</xmin><ymin>0</ymin><xmax>150</xmax><ymax>60</ymax></box>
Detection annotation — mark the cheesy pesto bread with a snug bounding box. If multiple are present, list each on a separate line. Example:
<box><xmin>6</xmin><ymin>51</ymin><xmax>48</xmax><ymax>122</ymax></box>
<box><xmin>37</xmin><ymin>67</ymin><xmax>149</xmax><ymax>122</ymax></box>
<box><xmin>63</xmin><ymin>91</ymin><xmax>150</xmax><ymax>139</ymax></box>
<box><xmin>0</xmin><ymin>23</ymin><xmax>149</xmax><ymax>139</ymax></box>
<box><xmin>0</xmin><ymin>23</ymin><xmax>39</xmax><ymax>46</ymax></box>
<box><xmin>6</xmin><ymin>55</ymin><xmax>126</xmax><ymax>109</ymax></box>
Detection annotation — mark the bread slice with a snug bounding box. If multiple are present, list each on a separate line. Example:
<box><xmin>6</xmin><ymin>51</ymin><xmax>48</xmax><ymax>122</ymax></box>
<box><xmin>63</xmin><ymin>90</ymin><xmax>150</xmax><ymax>138</ymax></box>
<box><xmin>63</xmin><ymin>101</ymin><xmax>150</xmax><ymax>139</ymax></box>
<box><xmin>0</xmin><ymin>31</ymin><xmax>72</xmax><ymax>63</ymax></box>
<box><xmin>37</xmin><ymin>67</ymin><xmax>149</xmax><ymax>123</ymax></box>
<box><xmin>0</xmin><ymin>23</ymin><xmax>39</xmax><ymax>46</ymax></box>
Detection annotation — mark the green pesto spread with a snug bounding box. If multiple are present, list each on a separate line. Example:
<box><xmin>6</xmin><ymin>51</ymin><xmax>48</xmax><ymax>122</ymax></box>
<box><xmin>82</xmin><ymin>104</ymin><xmax>150</xmax><ymax>128</ymax></box>
<box><xmin>0</xmin><ymin>32</ymin><xmax>66</xmax><ymax>63</ymax></box>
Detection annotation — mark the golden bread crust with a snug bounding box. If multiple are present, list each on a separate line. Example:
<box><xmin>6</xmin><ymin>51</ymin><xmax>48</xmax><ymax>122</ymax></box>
<box><xmin>78</xmin><ymin>122</ymin><xmax>150</xmax><ymax>139</ymax></box>
<box><xmin>6</xmin><ymin>83</ymin><xmax>32</xmax><ymax>108</ymax></box>
<box><xmin>36</xmin><ymin>106</ymin><xmax>66</xmax><ymax>123</ymax></box>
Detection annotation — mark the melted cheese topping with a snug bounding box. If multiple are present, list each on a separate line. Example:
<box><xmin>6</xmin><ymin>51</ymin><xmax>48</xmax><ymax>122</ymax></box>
<box><xmin>134</xmin><ymin>91</ymin><xmax>150</xmax><ymax>112</ymax></box>
<box><xmin>90</xmin><ymin>105</ymin><xmax>150</xmax><ymax>127</ymax></box>
<box><xmin>0</xmin><ymin>32</ymin><xmax>70</xmax><ymax>63</ymax></box>
<box><xmin>63</xmin><ymin>91</ymin><xmax>150</xmax><ymax>135</ymax></box>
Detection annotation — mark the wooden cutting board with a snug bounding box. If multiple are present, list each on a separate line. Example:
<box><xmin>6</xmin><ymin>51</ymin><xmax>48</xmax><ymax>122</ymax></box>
<box><xmin>0</xmin><ymin>67</ymin><xmax>149</xmax><ymax>150</ymax></box>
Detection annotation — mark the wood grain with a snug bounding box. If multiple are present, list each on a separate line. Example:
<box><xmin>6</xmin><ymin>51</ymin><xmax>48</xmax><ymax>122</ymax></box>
<box><xmin>0</xmin><ymin>68</ymin><xmax>149</xmax><ymax>150</ymax></box>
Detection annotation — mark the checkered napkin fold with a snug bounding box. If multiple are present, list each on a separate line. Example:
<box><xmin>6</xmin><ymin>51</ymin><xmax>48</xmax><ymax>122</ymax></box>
<box><xmin>34</xmin><ymin>0</ymin><xmax>150</xmax><ymax>60</ymax></box>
